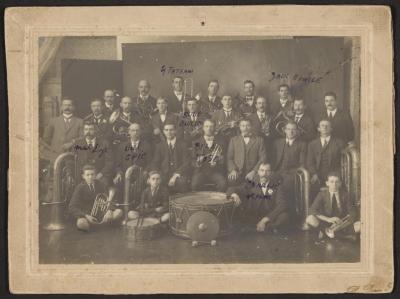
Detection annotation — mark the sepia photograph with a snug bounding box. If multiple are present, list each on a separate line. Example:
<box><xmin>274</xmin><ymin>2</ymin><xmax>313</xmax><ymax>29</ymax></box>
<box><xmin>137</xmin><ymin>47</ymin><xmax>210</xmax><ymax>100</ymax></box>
<box><xmin>6</xmin><ymin>6</ymin><xmax>394</xmax><ymax>294</ymax></box>
<box><xmin>39</xmin><ymin>36</ymin><xmax>361</xmax><ymax>264</ymax></box>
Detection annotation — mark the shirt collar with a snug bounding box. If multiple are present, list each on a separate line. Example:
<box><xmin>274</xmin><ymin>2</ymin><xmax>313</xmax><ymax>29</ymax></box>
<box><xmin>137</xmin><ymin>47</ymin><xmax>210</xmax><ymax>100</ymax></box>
<box><xmin>168</xmin><ymin>137</ymin><xmax>177</xmax><ymax>146</ymax></box>
<box><xmin>320</xmin><ymin>135</ymin><xmax>331</xmax><ymax>143</ymax></box>
<box><xmin>223</xmin><ymin>108</ymin><xmax>232</xmax><ymax>113</ymax></box>
<box><xmin>86</xmin><ymin>137</ymin><xmax>96</xmax><ymax>145</ymax></box>
<box><xmin>63</xmin><ymin>113</ymin><xmax>73</xmax><ymax>119</ymax></box>
<box><xmin>280</xmin><ymin>98</ymin><xmax>288</xmax><ymax>106</ymax></box>
<box><xmin>93</xmin><ymin>114</ymin><xmax>103</xmax><ymax>119</ymax></box>
<box><xmin>295</xmin><ymin>113</ymin><xmax>304</xmax><ymax>118</ymax></box>
<box><xmin>105</xmin><ymin>102</ymin><xmax>113</xmax><ymax>109</ymax></box>
<box><xmin>327</xmin><ymin>108</ymin><xmax>337</xmax><ymax>115</ymax></box>
<box><xmin>174</xmin><ymin>91</ymin><xmax>183</xmax><ymax>96</ymax></box>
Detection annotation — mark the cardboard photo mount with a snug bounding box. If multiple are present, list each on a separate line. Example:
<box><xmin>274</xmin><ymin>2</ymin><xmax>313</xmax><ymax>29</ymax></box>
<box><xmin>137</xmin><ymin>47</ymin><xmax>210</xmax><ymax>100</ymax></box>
<box><xmin>5</xmin><ymin>6</ymin><xmax>394</xmax><ymax>294</ymax></box>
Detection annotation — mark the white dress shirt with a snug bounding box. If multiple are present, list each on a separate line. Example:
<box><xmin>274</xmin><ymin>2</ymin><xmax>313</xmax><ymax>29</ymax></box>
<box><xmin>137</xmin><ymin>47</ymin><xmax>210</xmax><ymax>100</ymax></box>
<box><xmin>327</xmin><ymin>108</ymin><xmax>337</xmax><ymax>118</ymax></box>
<box><xmin>320</xmin><ymin>136</ymin><xmax>331</xmax><ymax>147</ymax></box>
<box><xmin>174</xmin><ymin>91</ymin><xmax>183</xmax><ymax>101</ymax></box>
<box><xmin>280</xmin><ymin>98</ymin><xmax>288</xmax><ymax>107</ymax></box>
<box><xmin>167</xmin><ymin>137</ymin><xmax>177</xmax><ymax>149</ymax></box>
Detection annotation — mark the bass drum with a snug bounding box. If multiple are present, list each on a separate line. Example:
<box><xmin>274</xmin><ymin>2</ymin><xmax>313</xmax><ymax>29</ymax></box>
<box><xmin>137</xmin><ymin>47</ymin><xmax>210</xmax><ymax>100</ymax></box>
<box><xmin>169</xmin><ymin>191</ymin><xmax>234</xmax><ymax>239</ymax></box>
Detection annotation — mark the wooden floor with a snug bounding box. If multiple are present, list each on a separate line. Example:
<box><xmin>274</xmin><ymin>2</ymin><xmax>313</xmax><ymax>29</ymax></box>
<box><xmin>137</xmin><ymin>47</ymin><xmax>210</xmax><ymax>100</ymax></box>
<box><xmin>39</xmin><ymin>219</ymin><xmax>360</xmax><ymax>264</ymax></box>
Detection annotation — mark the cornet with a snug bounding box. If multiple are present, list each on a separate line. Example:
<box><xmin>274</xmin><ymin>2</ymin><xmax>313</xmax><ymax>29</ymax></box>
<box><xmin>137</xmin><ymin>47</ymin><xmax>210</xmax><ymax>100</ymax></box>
<box><xmin>325</xmin><ymin>214</ymin><xmax>352</xmax><ymax>238</ymax></box>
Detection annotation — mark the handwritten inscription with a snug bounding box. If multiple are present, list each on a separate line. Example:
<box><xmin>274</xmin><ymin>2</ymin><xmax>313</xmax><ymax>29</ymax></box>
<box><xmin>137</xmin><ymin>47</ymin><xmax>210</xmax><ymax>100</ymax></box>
<box><xmin>123</xmin><ymin>145</ymin><xmax>147</xmax><ymax>161</ymax></box>
<box><xmin>268</xmin><ymin>72</ymin><xmax>323</xmax><ymax>84</ymax></box>
<box><xmin>160</xmin><ymin>65</ymin><xmax>194</xmax><ymax>76</ymax></box>
<box><xmin>73</xmin><ymin>144</ymin><xmax>107</xmax><ymax>158</ymax></box>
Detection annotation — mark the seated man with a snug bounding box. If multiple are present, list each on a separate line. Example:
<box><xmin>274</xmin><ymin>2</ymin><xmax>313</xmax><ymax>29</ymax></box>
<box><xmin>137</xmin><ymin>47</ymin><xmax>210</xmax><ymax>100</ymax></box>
<box><xmin>113</xmin><ymin>123</ymin><xmax>152</xmax><ymax>206</ymax></box>
<box><xmin>150</xmin><ymin>122</ymin><xmax>190</xmax><ymax>194</ymax></box>
<box><xmin>306</xmin><ymin>173</ymin><xmax>360</xmax><ymax>238</ymax></box>
<box><xmin>127</xmin><ymin>171</ymin><xmax>170</xmax><ymax>223</ymax></box>
<box><xmin>71</xmin><ymin>122</ymin><xmax>113</xmax><ymax>186</ymax></box>
<box><xmin>191</xmin><ymin>119</ymin><xmax>226</xmax><ymax>192</ymax></box>
<box><xmin>227</xmin><ymin>163</ymin><xmax>289</xmax><ymax>233</ymax></box>
<box><xmin>68</xmin><ymin>165</ymin><xmax>123</xmax><ymax>232</ymax></box>
<box><xmin>227</xmin><ymin>118</ymin><xmax>267</xmax><ymax>184</ymax></box>
<box><xmin>307</xmin><ymin>119</ymin><xmax>345</xmax><ymax>187</ymax></box>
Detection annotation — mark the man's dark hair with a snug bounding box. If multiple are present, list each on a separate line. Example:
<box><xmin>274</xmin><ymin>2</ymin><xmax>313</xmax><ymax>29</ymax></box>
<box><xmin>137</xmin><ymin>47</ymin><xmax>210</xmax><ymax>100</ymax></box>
<box><xmin>243</xmin><ymin>80</ymin><xmax>255</xmax><ymax>87</ymax></box>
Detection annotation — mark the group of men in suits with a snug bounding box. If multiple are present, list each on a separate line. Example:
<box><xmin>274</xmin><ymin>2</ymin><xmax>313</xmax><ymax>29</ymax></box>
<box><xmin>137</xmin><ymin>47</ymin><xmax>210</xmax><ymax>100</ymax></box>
<box><xmin>42</xmin><ymin>76</ymin><xmax>358</xmax><ymax>235</ymax></box>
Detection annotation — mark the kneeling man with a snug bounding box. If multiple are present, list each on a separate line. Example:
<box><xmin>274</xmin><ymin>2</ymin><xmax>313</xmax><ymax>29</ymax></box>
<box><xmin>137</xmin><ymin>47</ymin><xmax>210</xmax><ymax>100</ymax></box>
<box><xmin>227</xmin><ymin>163</ymin><xmax>289</xmax><ymax>233</ymax></box>
<box><xmin>306</xmin><ymin>173</ymin><xmax>360</xmax><ymax>238</ymax></box>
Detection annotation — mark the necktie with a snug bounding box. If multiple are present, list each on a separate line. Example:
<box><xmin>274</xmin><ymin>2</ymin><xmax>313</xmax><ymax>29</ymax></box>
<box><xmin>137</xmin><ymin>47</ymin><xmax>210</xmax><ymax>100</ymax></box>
<box><xmin>331</xmin><ymin>193</ymin><xmax>340</xmax><ymax>216</ymax></box>
<box><xmin>295</xmin><ymin>116</ymin><xmax>300</xmax><ymax>123</ymax></box>
<box><xmin>322</xmin><ymin>139</ymin><xmax>327</xmax><ymax>147</ymax></box>
<box><xmin>226</xmin><ymin>111</ymin><xmax>230</xmax><ymax>118</ymax></box>
<box><xmin>329</xmin><ymin>112</ymin><xmax>333</xmax><ymax>119</ymax></box>
<box><xmin>90</xmin><ymin>184</ymin><xmax>95</xmax><ymax>193</ymax></box>
<box><xmin>286</xmin><ymin>140</ymin><xmax>291</xmax><ymax>147</ymax></box>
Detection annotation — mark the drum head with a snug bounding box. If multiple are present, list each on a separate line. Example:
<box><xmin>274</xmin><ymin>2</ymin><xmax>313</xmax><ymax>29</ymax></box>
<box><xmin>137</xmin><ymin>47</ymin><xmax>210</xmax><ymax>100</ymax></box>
<box><xmin>186</xmin><ymin>211</ymin><xmax>220</xmax><ymax>242</ymax></box>
<box><xmin>172</xmin><ymin>191</ymin><xmax>230</xmax><ymax>205</ymax></box>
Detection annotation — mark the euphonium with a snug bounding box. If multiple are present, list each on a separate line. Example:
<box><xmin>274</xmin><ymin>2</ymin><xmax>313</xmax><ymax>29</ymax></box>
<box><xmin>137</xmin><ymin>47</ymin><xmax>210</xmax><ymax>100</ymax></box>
<box><xmin>325</xmin><ymin>215</ymin><xmax>352</xmax><ymax>238</ymax></box>
<box><xmin>90</xmin><ymin>188</ymin><xmax>116</xmax><ymax>223</ymax></box>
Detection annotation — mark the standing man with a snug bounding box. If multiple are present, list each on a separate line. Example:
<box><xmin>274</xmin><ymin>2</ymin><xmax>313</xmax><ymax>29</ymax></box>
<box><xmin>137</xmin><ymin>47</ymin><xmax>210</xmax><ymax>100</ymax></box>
<box><xmin>151</xmin><ymin>122</ymin><xmax>190</xmax><ymax>194</ymax></box>
<box><xmin>235</xmin><ymin>80</ymin><xmax>257</xmax><ymax>117</ymax></box>
<box><xmin>43</xmin><ymin>97</ymin><xmax>84</xmax><ymax>155</ymax></box>
<box><xmin>150</xmin><ymin>97</ymin><xmax>180</xmax><ymax>143</ymax></box>
<box><xmin>227</xmin><ymin>119</ymin><xmax>267</xmax><ymax>184</ymax></box>
<box><xmin>270</xmin><ymin>84</ymin><xmax>294</xmax><ymax>118</ymax></box>
<box><xmin>212</xmin><ymin>95</ymin><xmax>242</xmax><ymax>148</ymax></box>
<box><xmin>109</xmin><ymin>96</ymin><xmax>144</xmax><ymax>145</ymax></box>
<box><xmin>248</xmin><ymin>96</ymin><xmax>273</xmax><ymax>157</ymax></box>
<box><xmin>191</xmin><ymin>119</ymin><xmax>226</xmax><ymax>192</ymax></box>
<box><xmin>84</xmin><ymin>98</ymin><xmax>112</xmax><ymax>141</ymax></box>
<box><xmin>178</xmin><ymin>98</ymin><xmax>210</xmax><ymax>144</ymax></box>
<box><xmin>71</xmin><ymin>122</ymin><xmax>113</xmax><ymax>187</ymax></box>
<box><xmin>315</xmin><ymin>92</ymin><xmax>354</xmax><ymax>144</ymax></box>
<box><xmin>167</xmin><ymin>76</ymin><xmax>185</xmax><ymax>114</ymax></box>
<box><xmin>103</xmin><ymin>89</ymin><xmax>117</xmax><ymax>119</ymax></box>
<box><xmin>198</xmin><ymin>80</ymin><xmax>222</xmax><ymax>115</ymax></box>
<box><xmin>133</xmin><ymin>80</ymin><xmax>157</xmax><ymax>119</ymax></box>
<box><xmin>307</xmin><ymin>119</ymin><xmax>345</xmax><ymax>187</ymax></box>
<box><xmin>292</xmin><ymin>98</ymin><xmax>316</xmax><ymax>143</ymax></box>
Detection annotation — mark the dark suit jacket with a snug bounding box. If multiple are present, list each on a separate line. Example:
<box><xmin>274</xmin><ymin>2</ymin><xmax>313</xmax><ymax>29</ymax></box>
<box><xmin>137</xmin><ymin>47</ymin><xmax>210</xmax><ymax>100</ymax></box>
<box><xmin>43</xmin><ymin>115</ymin><xmax>84</xmax><ymax>154</ymax></box>
<box><xmin>227</xmin><ymin>135</ymin><xmax>267</xmax><ymax>174</ymax></box>
<box><xmin>133</xmin><ymin>95</ymin><xmax>157</xmax><ymax>119</ymax></box>
<box><xmin>315</xmin><ymin>109</ymin><xmax>354</xmax><ymax>143</ymax></box>
<box><xmin>103</xmin><ymin>105</ymin><xmax>115</xmax><ymax>119</ymax></box>
<box><xmin>307</xmin><ymin>137</ymin><xmax>345</xmax><ymax>178</ymax></box>
<box><xmin>110</xmin><ymin>111</ymin><xmax>148</xmax><ymax>144</ymax></box>
<box><xmin>192</xmin><ymin>136</ymin><xmax>225</xmax><ymax>172</ymax></box>
<box><xmin>211</xmin><ymin>109</ymin><xmax>242</xmax><ymax>138</ymax></box>
<box><xmin>83</xmin><ymin>113</ymin><xmax>112</xmax><ymax>141</ymax></box>
<box><xmin>150</xmin><ymin>139</ymin><xmax>190</xmax><ymax>177</ymax></box>
<box><xmin>270</xmin><ymin>99</ymin><xmax>294</xmax><ymax>118</ymax></box>
<box><xmin>309</xmin><ymin>189</ymin><xmax>357</xmax><ymax>220</ymax></box>
<box><xmin>227</xmin><ymin>175</ymin><xmax>287</xmax><ymax>223</ymax></box>
<box><xmin>166</xmin><ymin>92</ymin><xmax>185</xmax><ymax>114</ymax></box>
<box><xmin>69</xmin><ymin>180</ymin><xmax>107</xmax><ymax>218</ymax></box>
<box><xmin>138</xmin><ymin>185</ymin><xmax>170</xmax><ymax>213</ymax></box>
<box><xmin>71</xmin><ymin>137</ymin><xmax>113</xmax><ymax>177</ymax></box>
<box><xmin>247</xmin><ymin>112</ymin><xmax>273</xmax><ymax>138</ymax></box>
<box><xmin>199</xmin><ymin>96</ymin><xmax>222</xmax><ymax>115</ymax></box>
<box><xmin>234</xmin><ymin>95</ymin><xmax>256</xmax><ymax>117</ymax></box>
<box><xmin>295</xmin><ymin>113</ymin><xmax>316</xmax><ymax>142</ymax></box>
<box><xmin>273</xmin><ymin>138</ymin><xmax>307</xmax><ymax>172</ymax></box>
<box><xmin>115</xmin><ymin>139</ymin><xmax>152</xmax><ymax>174</ymax></box>
<box><xmin>150</xmin><ymin>111</ymin><xmax>181</xmax><ymax>141</ymax></box>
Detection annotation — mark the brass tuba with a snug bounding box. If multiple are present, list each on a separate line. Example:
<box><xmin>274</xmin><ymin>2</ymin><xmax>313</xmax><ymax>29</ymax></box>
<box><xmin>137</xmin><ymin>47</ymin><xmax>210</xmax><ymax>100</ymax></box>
<box><xmin>341</xmin><ymin>144</ymin><xmax>360</xmax><ymax>208</ymax></box>
<box><xmin>295</xmin><ymin>167</ymin><xmax>311</xmax><ymax>230</ymax></box>
<box><xmin>41</xmin><ymin>152</ymin><xmax>76</xmax><ymax>230</ymax></box>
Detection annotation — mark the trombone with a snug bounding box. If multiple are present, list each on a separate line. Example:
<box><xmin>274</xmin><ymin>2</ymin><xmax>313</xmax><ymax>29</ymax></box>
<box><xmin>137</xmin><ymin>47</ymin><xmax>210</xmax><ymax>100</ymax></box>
<box><xmin>182</xmin><ymin>78</ymin><xmax>194</xmax><ymax>113</ymax></box>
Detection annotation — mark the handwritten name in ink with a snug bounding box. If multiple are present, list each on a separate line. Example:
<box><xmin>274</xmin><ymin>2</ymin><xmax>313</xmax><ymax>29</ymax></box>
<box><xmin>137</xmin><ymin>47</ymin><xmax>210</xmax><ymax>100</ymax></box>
<box><xmin>123</xmin><ymin>145</ymin><xmax>147</xmax><ymax>161</ymax></box>
<box><xmin>73</xmin><ymin>144</ymin><xmax>107</xmax><ymax>158</ymax></box>
<box><xmin>268</xmin><ymin>72</ymin><xmax>323</xmax><ymax>84</ymax></box>
<box><xmin>160</xmin><ymin>65</ymin><xmax>194</xmax><ymax>76</ymax></box>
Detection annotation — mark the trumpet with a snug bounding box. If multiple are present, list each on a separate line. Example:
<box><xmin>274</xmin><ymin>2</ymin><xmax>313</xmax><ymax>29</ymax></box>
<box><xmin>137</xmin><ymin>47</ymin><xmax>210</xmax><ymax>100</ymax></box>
<box><xmin>91</xmin><ymin>188</ymin><xmax>116</xmax><ymax>223</ymax></box>
<box><xmin>209</xmin><ymin>144</ymin><xmax>222</xmax><ymax>164</ymax></box>
<box><xmin>325</xmin><ymin>214</ymin><xmax>352</xmax><ymax>238</ymax></box>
